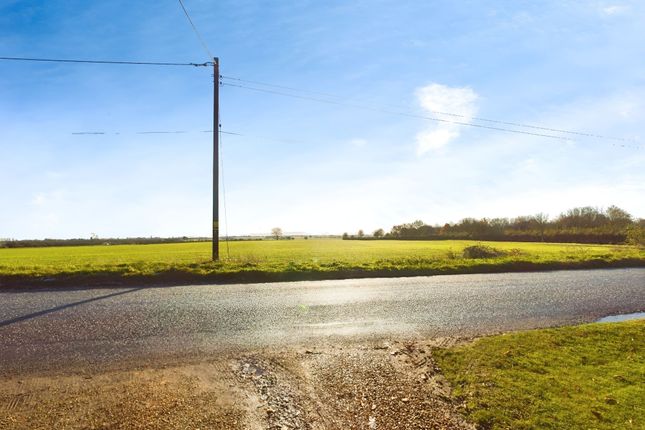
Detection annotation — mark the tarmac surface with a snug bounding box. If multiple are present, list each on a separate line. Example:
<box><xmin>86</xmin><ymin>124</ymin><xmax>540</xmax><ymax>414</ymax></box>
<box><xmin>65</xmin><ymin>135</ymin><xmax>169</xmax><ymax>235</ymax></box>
<box><xmin>1</xmin><ymin>268</ymin><xmax>643</xmax><ymax>375</ymax></box>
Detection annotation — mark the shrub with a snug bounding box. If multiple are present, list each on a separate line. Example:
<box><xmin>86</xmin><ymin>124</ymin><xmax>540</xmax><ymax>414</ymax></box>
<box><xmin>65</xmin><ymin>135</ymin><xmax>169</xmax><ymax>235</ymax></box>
<box><xmin>462</xmin><ymin>245</ymin><xmax>506</xmax><ymax>259</ymax></box>
<box><xmin>446</xmin><ymin>248</ymin><xmax>457</xmax><ymax>259</ymax></box>
<box><xmin>626</xmin><ymin>225</ymin><xmax>645</xmax><ymax>247</ymax></box>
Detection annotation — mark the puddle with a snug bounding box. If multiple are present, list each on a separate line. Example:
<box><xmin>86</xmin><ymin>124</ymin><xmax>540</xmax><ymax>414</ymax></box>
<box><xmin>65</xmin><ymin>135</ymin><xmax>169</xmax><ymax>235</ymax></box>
<box><xmin>596</xmin><ymin>312</ymin><xmax>645</xmax><ymax>323</ymax></box>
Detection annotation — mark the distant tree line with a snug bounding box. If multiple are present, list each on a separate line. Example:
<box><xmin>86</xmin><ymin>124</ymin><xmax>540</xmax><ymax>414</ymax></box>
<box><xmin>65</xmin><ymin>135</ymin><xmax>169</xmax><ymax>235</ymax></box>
<box><xmin>344</xmin><ymin>206</ymin><xmax>645</xmax><ymax>245</ymax></box>
<box><xmin>0</xmin><ymin>236</ymin><xmax>210</xmax><ymax>248</ymax></box>
<box><xmin>0</xmin><ymin>234</ymin><xmax>317</xmax><ymax>249</ymax></box>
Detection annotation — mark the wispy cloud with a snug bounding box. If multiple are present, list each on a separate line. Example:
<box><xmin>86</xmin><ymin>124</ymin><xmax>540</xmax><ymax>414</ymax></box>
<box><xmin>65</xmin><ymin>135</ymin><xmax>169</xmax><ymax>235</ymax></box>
<box><xmin>2</xmin><ymin>1</ymin><xmax>644</xmax><ymax>238</ymax></box>
<box><xmin>415</xmin><ymin>128</ymin><xmax>459</xmax><ymax>152</ymax></box>
<box><xmin>601</xmin><ymin>5</ymin><xmax>628</xmax><ymax>16</ymax></box>
<box><xmin>348</xmin><ymin>138</ymin><xmax>368</xmax><ymax>147</ymax></box>
<box><xmin>414</xmin><ymin>83</ymin><xmax>478</xmax><ymax>155</ymax></box>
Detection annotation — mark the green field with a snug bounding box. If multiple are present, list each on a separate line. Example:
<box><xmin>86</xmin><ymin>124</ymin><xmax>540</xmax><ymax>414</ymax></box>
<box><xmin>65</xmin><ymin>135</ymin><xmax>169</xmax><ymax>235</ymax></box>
<box><xmin>0</xmin><ymin>239</ymin><xmax>643</xmax><ymax>286</ymax></box>
<box><xmin>435</xmin><ymin>320</ymin><xmax>645</xmax><ymax>429</ymax></box>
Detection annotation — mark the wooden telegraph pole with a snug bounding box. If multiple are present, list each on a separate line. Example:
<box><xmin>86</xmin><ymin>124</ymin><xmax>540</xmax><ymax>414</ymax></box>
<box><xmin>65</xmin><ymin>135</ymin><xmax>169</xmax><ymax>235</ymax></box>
<box><xmin>212</xmin><ymin>57</ymin><xmax>219</xmax><ymax>261</ymax></box>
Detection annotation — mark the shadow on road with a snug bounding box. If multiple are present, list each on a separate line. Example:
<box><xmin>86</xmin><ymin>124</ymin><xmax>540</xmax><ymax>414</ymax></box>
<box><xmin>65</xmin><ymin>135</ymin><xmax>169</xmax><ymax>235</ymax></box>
<box><xmin>0</xmin><ymin>288</ymin><xmax>144</xmax><ymax>328</ymax></box>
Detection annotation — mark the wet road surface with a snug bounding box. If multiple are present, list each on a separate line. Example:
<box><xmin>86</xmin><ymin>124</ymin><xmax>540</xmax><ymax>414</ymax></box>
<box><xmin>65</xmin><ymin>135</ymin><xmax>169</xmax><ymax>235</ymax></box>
<box><xmin>1</xmin><ymin>268</ymin><xmax>643</xmax><ymax>374</ymax></box>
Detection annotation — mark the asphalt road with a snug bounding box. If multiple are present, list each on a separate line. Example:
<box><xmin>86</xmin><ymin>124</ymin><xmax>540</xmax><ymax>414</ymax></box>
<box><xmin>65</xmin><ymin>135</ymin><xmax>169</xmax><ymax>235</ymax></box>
<box><xmin>1</xmin><ymin>268</ymin><xmax>643</xmax><ymax>375</ymax></box>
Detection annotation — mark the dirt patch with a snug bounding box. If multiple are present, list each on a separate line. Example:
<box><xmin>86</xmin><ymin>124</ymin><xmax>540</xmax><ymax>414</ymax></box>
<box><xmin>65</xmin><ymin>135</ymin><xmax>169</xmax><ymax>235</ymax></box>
<box><xmin>0</xmin><ymin>340</ymin><xmax>474</xmax><ymax>429</ymax></box>
<box><xmin>237</xmin><ymin>356</ymin><xmax>314</xmax><ymax>429</ymax></box>
<box><xmin>301</xmin><ymin>341</ymin><xmax>474</xmax><ymax>430</ymax></box>
<box><xmin>0</xmin><ymin>362</ymin><xmax>247</xmax><ymax>430</ymax></box>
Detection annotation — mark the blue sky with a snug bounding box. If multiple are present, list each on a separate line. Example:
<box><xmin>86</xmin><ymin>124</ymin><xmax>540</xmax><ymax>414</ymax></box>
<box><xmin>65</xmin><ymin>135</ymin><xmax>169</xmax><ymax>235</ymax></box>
<box><xmin>1</xmin><ymin>0</ymin><xmax>644</xmax><ymax>239</ymax></box>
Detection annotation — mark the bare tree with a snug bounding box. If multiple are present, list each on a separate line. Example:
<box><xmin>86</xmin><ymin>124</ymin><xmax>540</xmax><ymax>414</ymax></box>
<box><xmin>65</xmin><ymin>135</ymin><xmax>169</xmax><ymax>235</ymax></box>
<box><xmin>606</xmin><ymin>205</ymin><xmax>632</xmax><ymax>226</ymax></box>
<box><xmin>357</xmin><ymin>229</ymin><xmax>365</xmax><ymax>238</ymax></box>
<box><xmin>271</xmin><ymin>227</ymin><xmax>283</xmax><ymax>240</ymax></box>
<box><xmin>533</xmin><ymin>213</ymin><xmax>549</xmax><ymax>241</ymax></box>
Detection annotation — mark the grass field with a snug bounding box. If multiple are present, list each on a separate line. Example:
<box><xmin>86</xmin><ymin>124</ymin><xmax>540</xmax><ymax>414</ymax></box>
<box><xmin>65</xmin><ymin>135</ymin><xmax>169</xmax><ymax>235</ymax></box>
<box><xmin>0</xmin><ymin>239</ymin><xmax>643</xmax><ymax>287</ymax></box>
<box><xmin>435</xmin><ymin>320</ymin><xmax>645</xmax><ymax>429</ymax></box>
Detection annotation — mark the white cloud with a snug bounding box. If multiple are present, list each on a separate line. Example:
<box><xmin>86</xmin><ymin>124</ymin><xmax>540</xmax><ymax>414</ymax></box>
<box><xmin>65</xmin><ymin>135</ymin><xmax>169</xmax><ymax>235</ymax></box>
<box><xmin>416</xmin><ymin>83</ymin><xmax>478</xmax><ymax>119</ymax></box>
<box><xmin>407</xmin><ymin>39</ymin><xmax>428</xmax><ymax>48</ymax></box>
<box><xmin>602</xmin><ymin>5</ymin><xmax>628</xmax><ymax>15</ymax></box>
<box><xmin>414</xmin><ymin>83</ymin><xmax>478</xmax><ymax>155</ymax></box>
<box><xmin>415</xmin><ymin>128</ymin><xmax>459</xmax><ymax>152</ymax></box>
<box><xmin>348</xmin><ymin>138</ymin><xmax>368</xmax><ymax>147</ymax></box>
<box><xmin>30</xmin><ymin>190</ymin><xmax>66</xmax><ymax>207</ymax></box>
<box><xmin>31</xmin><ymin>193</ymin><xmax>46</xmax><ymax>206</ymax></box>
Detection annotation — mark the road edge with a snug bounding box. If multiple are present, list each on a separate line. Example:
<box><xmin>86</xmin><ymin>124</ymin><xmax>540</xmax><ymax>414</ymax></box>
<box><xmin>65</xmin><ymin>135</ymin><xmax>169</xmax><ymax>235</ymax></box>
<box><xmin>1</xmin><ymin>258</ymin><xmax>643</xmax><ymax>290</ymax></box>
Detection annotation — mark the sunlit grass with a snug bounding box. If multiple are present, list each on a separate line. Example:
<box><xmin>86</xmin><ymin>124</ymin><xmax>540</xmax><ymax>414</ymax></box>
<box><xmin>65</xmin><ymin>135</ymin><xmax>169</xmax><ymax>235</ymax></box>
<box><xmin>435</xmin><ymin>320</ymin><xmax>645</xmax><ymax>429</ymax></box>
<box><xmin>0</xmin><ymin>239</ymin><xmax>642</xmax><ymax>281</ymax></box>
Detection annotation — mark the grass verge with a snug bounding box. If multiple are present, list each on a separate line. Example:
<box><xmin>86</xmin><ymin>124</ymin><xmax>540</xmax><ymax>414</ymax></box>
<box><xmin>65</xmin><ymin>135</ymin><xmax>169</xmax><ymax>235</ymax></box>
<box><xmin>0</xmin><ymin>239</ymin><xmax>643</xmax><ymax>288</ymax></box>
<box><xmin>434</xmin><ymin>320</ymin><xmax>645</xmax><ymax>430</ymax></box>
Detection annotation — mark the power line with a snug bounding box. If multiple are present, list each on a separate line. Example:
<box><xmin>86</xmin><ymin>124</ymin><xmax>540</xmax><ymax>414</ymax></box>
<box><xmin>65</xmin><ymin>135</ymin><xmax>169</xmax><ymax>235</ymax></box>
<box><xmin>3</xmin><ymin>56</ymin><xmax>634</xmax><ymax>144</ymax></box>
<box><xmin>71</xmin><ymin>130</ymin><xmax>241</xmax><ymax>136</ymax></box>
<box><xmin>0</xmin><ymin>56</ymin><xmax>210</xmax><ymax>67</ymax></box>
<box><xmin>136</xmin><ymin>131</ymin><xmax>187</xmax><ymax>134</ymax></box>
<box><xmin>220</xmin><ymin>75</ymin><xmax>636</xmax><ymax>143</ymax></box>
<box><xmin>219</xmin><ymin>127</ymin><xmax>231</xmax><ymax>259</ymax></box>
<box><xmin>221</xmin><ymin>82</ymin><xmax>576</xmax><ymax>142</ymax></box>
<box><xmin>72</xmin><ymin>131</ymin><xmax>189</xmax><ymax>135</ymax></box>
<box><xmin>220</xmin><ymin>75</ymin><xmax>342</xmax><ymax>99</ymax></box>
<box><xmin>208</xmin><ymin>130</ymin><xmax>243</xmax><ymax>136</ymax></box>
<box><xmin>177</xmin><ymin>0</ymin><xmax>214</xmax><ymax>60</ymax></box>
<box><xmin>69</xmin><ymin>128</ymin><xmax>641</xmax><ymax>149</ymax></box>
<box><xmin>69</xmin><ymin>129</ymin><xmax>318</xmax><ymax>147</ymax></box>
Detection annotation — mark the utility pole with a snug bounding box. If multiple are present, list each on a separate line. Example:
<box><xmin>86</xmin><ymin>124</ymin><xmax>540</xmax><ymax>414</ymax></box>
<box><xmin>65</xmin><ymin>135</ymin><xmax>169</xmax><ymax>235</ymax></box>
<box><xmin>212</xmin><ymin>57</ymin><xmax>219</xmax><ymax>261</ymax></box>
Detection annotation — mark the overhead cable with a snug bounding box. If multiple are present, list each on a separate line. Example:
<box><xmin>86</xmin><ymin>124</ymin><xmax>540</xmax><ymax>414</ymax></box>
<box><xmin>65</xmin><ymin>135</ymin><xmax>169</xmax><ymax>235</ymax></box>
<box><xmin>221</xmin><ymin>82</ymin><xmax>575</xmax><ymax>142</ymax></box>
<box><xmin>220</xmin><ymin>75</ymin><xmax>341</xmax><ymax>99</ymax></box>
<box><xmin>220</xmin><ymin>75</ymin><xmax>635</xmax><ymax>143</ymax></box>
<box><xmin>0</xmin><ymin>56</ymin><xmax>210</xmax><ymax>67</ymax></box>
<box><xmin>177</xmin><ymin>0</ymin><xmax>214</xmax><ymax>60</ymax></box>
<box><xmin>70</xmin><ymin>127</ymin><xmax>640</xmax><ymax>149</ymax></box>
<box><xmin>71</xmin><ymin>130</ymin><xmax>241</xmax><ymax>135</ymax></box>
<box><xmin>219</xmin><ymin>126</ymin><xmax>231</xmax><ymax>258</ymax></box>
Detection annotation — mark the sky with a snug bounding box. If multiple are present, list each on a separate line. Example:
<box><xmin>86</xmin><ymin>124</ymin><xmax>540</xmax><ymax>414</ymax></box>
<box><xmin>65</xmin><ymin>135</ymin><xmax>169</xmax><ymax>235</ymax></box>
<box><xmin>1</xmin><ymin>0</ymin><xmax>644</xmax><ymax>239</ymax></box>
